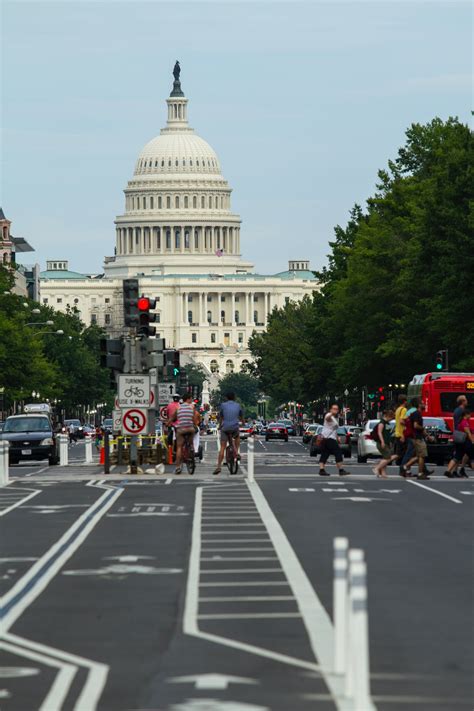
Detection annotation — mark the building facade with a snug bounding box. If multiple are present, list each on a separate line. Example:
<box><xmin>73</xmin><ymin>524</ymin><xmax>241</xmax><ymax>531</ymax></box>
<box><xmin>40</xmin><ymin>66</ymin><xmax>318</xmax><ymax>377</ymax></box>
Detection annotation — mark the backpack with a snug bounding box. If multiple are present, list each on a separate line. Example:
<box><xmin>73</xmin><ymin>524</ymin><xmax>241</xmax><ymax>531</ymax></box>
<box><xmin>404</xmin><ymin>414</ymin><xmax>415</xmax><ymax>438</ymax></box>
<box><xmin>370</xmin><ymin>421</ymin><xmax>383</xmax><ymax>441</ymax></box>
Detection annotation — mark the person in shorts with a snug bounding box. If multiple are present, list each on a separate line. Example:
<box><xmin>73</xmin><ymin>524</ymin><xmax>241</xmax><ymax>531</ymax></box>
<box><xmin>318</xmin><ymin>404</ymin><xmax>350</xmax><ymax>476</ymax></box>
<box><xmin>167</xmin><ymin>393</ymin><xmax>200</xmax><ymax>474</ymax></box>
<box><xmin>394</xmin><ymin>394</ymin><xmax>408</xmax><ymax>469</ymax></box>
<box><xmin>410</xmin><ymin>401</ymin><xmax>430</xmax><ymax>480</ymax></box>
<box><xmin>445</xmin><ymin>400</ymin><xmax>471</xmax><ymax>478</ymax></box>
<box><xmin>372</xmin><ymin>409</ymin><xmax>398</xmax><ymax>478</ymax></box>
<box><xmin>213</xmin><ymin>392</ymin><xmax>244</xmax><ymax>476</ymax></box>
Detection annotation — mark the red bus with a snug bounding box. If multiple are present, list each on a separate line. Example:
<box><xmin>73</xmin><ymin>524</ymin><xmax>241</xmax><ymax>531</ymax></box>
<box><xmin>407</xmin><ymin>372</ymin><xmax>474</xmax><ymax>428</ymax></box>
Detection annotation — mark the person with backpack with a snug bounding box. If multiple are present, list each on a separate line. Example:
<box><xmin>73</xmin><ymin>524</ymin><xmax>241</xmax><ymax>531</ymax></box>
<box><xmin>372</xmin><ymin>408</ymin><xmax>398</xmax><ymax>478</ymax></box>
<box><xmin>399</xmin><ymin>397</ymin><xmax>418</xmax><ymax>476</ymax></box>
<box><xmin>394</xmin><ymin>394</ymin><xmax>408</xmax><ymax>470</ymax></box>
<box><xmin>445</xmin><ymin>401</ymin><xmax>471</xmax><ymax>478</ymax></box>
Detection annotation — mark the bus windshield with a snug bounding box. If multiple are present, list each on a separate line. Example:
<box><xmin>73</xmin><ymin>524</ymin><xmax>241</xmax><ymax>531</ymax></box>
<box><xmin>440</xmin><ymin>393</ymin><xmax>474</xmax><ymax>412</ymax></box>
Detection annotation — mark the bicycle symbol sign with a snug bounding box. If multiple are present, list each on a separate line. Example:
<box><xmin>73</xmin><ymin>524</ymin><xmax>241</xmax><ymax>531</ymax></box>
<box><xmin>118</xmin><ymin>375</ymin><xmax>151</xmax><ymax>407</ymax></box>
<box><xmin>122</xmin><ymin>408</ymin><xmax>147</xmax><ymax>434</ymax></box>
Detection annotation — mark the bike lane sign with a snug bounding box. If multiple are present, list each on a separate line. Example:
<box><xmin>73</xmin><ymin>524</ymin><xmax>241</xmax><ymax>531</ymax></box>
<box><xmin>122</xmin><ymin>408</ymin><xmax>148</xmax><ymax>435</ymax></box>
<box><xmin>118</xmin><ymin>375</ymin><xmax>151</xmax><ymax>408</ymax></box>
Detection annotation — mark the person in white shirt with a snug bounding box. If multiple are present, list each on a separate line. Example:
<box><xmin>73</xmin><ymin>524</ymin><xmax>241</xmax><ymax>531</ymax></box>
<box><xmin>318</xmin><ymin>404</ymin><xmax>350</xmax><ymax>477</ymax></box>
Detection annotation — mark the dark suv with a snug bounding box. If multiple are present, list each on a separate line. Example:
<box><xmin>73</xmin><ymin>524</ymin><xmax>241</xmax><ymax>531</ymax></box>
<box><xmin>1</xmin><ymin>414</ymin><xmax>59</xmax><ymax>465</ymax></box>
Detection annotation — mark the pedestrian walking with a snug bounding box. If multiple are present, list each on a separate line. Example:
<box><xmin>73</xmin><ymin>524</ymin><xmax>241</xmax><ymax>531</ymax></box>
<box><xmin>445</xmin><ymin>397</ymin><xmax>470</xmax><ymax>478</ymax></box>
<box><xmin>408</xmin><ymin>401</ymin><xmax>430</xmax><ymax>480</ymax></box>
<box><xmin>318</xmin><ymin>404</ymin><xmax>350</xmax><ymax>476</ymax></box>
<box><xmin>394</xmin><ymin>394</ymin><xmax>408</xmax><ymax>473</ymax></box>
<box><xmin>372</xmin><ymin>408</ymin><xmax>398</xmax><ymax>478</ymax></box>
<box><xmin>400</xmin><ymin>397</ymin><xmax>419</xmax><ymax>476</ymax></box>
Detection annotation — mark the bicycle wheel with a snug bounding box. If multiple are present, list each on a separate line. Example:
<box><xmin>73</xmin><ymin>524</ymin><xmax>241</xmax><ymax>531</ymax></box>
<box><xmin>186</xmin><ymin>449</ymin><xmax>196</xmax><ymax>475</ymax></box>
<box><xmin>226</xmin><ymin>446</ymin><xmax>239</xmax><ymax>475</ymax></box>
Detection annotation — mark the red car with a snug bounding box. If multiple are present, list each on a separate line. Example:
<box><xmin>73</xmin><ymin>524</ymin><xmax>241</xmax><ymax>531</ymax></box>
<box><xmin>239</xmin><ymin>425</ymin><xmax>255</xmax><ymax>440</ymax></box>
<box><xmin>265</xmin><ymin>423</ymin><xmax>288</xmax><ymax>442</ymax></box>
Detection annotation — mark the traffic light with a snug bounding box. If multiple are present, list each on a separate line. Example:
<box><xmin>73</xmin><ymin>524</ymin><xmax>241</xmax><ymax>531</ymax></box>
<box><xmin>367</xmin><ymin>392</ymin><xmax>375</xmax><ymax>400</ymax></box>
<box><xmin>435</xmin><ymin>349</ymin><xmax>448</xmax><ymax>372</ymax></box>
<box><xmin>137</xmin><ymin>337</ymin><xmax>165</xmax><ymax>372</ymax></box>
<box><xmin>173</xmin><ymin>350</ymin><xmax>181</xmax><ymax>377</ymax></box>
<box><xmin>99</xmin><ymin>337</ymin><xmax>123</xmax><ymax>370</ymax></box>
<box><xmin>137</xmin><ymin>295</ymin><xmax>157</xmax><ymax>337</ymax></box>
<box><xmin>123</xmin><ymin>278</ymin><xmax>139</xmax><ymax>327</ymax></box>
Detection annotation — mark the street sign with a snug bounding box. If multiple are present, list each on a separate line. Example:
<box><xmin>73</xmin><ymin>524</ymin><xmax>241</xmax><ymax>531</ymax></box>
<box><xmin>118</xmin><ymin>375</ymin><xmax>151</xmax><ymax>407</ymax></box>
<box><xmin>157</xmin><ymin>383</ymin><xmax>175</xmax><ymax>404</ymax></box>
<box><xmin>122</xmin><ymin>408</ymin><xmax>148</xmax><ymax>435</ymax></box>
<box><xmin>160</xmin><ymin>405</ymin><xmax>169</xmax><ymax>421</ymax></box>
<box><xmin>112</xmin><ymin>409</ymin><xmax>122</xmax><ymax>433</ymax></box>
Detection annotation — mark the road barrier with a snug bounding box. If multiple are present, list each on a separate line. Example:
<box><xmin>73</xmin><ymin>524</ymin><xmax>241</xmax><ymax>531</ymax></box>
<box><xmin>0</xmin><ymin>440</ymin><xmax>9</xmax><ymax>486</ymax></box>
<box><xmin>247</xmin><ymin>436</ymin><xmax>255</xmax><ymax>482</ymax></box>
<box><xmin>58</xmin><ymin>434</ymin><xmax>69</xmax><ymax>466</ymax></box>
<box><xmin>333</xmin><ymin>539</ymin><xmax>372</xmax><ymax>709</ymax></box>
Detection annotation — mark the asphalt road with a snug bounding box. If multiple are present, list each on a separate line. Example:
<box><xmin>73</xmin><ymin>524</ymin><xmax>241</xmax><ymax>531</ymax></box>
<box><xmin>1</xmin><ymin>436</ymin><xmax>473</xmax><ymax>711</ymax></box>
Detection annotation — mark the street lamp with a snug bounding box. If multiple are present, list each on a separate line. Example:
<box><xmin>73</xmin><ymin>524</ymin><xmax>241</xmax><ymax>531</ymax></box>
<box><xmin>26</xmin><ymin>320</ymin><xmax>55</xmax><ymax>327</ymax></box>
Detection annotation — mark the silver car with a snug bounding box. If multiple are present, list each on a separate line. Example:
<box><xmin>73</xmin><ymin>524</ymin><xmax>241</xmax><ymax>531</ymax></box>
<box><xmin>357</xmin><ymin>419</ymin><xmax>381</xmax><ymax>463</ymax></box>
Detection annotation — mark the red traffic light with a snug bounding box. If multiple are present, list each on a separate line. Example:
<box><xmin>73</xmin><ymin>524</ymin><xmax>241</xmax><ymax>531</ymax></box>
<box><xmin>138</xmin><ymin>297</ymin><xmax>151</xmax><ymax>311</ymax></box>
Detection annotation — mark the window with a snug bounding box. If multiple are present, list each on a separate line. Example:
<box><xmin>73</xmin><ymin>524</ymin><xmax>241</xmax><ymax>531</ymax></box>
<box><xmin>220</xmin><ymin>310</ymin><xmax>225</xmax><ymax>321</ymax></box>
<box><xmin>238</xmin><ymin>333</ymin><xmax>244</xmax><ymax>344</ymax></box>
<box><xmin>207</xmin><ymin>294</ymin><xmax>212</xmax><ymax>302</ymax></box>
<box><xmin>211</xmin><ymin>333</ymin><xmax>216</xmax><ymax>343</ymax></box>
<box><xmin>158</xmin><ymin>196</ymin><xmax>162</xmax><ymax>208</ymax></box>
<box><xmin>285</xmin><ymin>296</ymin><xmax>290</xmax><ymax>304</ymax></box>
<box><xmin>191</xmin><ymin>333</ymin><xmax>197</xmax><ymax>343</ymax></box>
<box><xmin>105</xmin><ymin>314</ymin><xmax>111</xmax><ymax>325</ymax></box>
<box><xmin>150</xmin><ymin>196</ymin><xmax>154</xmax><ymax>209</ymax></box>
<box><xmin>175</xmin><ymin>196</ymin><xmax>180</xmax><ymax>208</ymax></box>
<box><xmin>184</xmin><ymin>196</ymin><xmax>188</xmax><ymax>208</ymax></box>
<box><xmin>105</xmin><ymin>298</ymin><xmax>110</xmax><ymax>303</ymax></box>
<box><xmin>167</xmin><ymin>196</ymin><xmax>171</xmax><ymax>208</ymax></box>
<box><xmin>184</xmin><ymin>231</ymin><xmax>190</xmax><ymax>249</ymax></box>
<box><xmin>254</xmin><ymin>310</ymin><xmax>258</xmax><ymax>323</ymax></box>
<box><xmin>221</xmin><ymin>296</ymin><xmax>226</xmax><ymax>302</ymax></box>
<box><xmin>235</xmin><ymin>310</ymin><xmax>240</xmax><ymax>323</ymax></box>
<box><xmin>193</xmin><ymin>196</ymin><xmax>197</xmax><ymax>208</ymax></box>
<box><xmin>215</xmin><ymin>196</ymin><xmax>218</xmax><ymax>209</ymax></box>
<box><xmin>207</xmin><ymin>310</ymin><xmax>212</xmax><ymax>322</ymax></box>
<box><xmin>226</xmin><ymin>359</ymin><xmax>234</xmax><ymax>374</ymax></box>
<box><xmin>156</xmin><ymin>312</ymin><xmax>161</xmax><ymax>323</ymax></box>
<box><xmin>194</xmin><ymin>231</ymin><xmax>199</xmax><ymax>249</ymax></box>
<box><xmin>188</xmin><ymin>295</ymin><xmax>193</xmax><ymax>302</ymax></box>
<box><xmin>254</xmin><ymin>296</ymin><xmax>259</xmax><ymax>302</ymax></box>
<box><xmin>241</xmin><ymin>359</ymin><xmax>250</xmax><ymax>373</ymax></box>
<box><xmin>43</xmin><ymin>298</ymin><xmax>48</xmax><ymax>304</ymax></box>
<box><xmin>175</xmin><ymin>229</ymin><xmax>180</xmax><ymax>249</ymax></box>
<box><xmin>209</xmin><ymin>196</ymin><xmax>212</xmax><ymax>208</ymax></box>
<box><xmin>210</xmin><ymin>359</ymin><xmax>218</xmax><ymax>373</ymax></box>
<box><xmin>57</xmin><ymin>298</ymin><xmax>62</xmax><ymax>304</ymax></box>
<box><xmin>201</xmin><ymin>196</ymin><xmax>205</xmax><ymax>208</ymax></box>
<box><xmin>91</xmin><ymin>314</ymin><xmax>97</xmax><ymax>324</ymax></box>
<box><xmin>143</xmin><ymin>196</ymin><xmax>146</xmax><ymax>209</ymax></box>
<box><xmin>166</xmin><ymin>230</ymin><xmax>171</xmax><ymax>249</ymax></box>
<box><xmin>74</xmin><ymin>298</ymin><xmax>79</xmax><ymax>304</ymax></box>
<box><xmin>187</xmin><ymin>310</ymin><xmax>193</xmax><ymax>323</ymax></box>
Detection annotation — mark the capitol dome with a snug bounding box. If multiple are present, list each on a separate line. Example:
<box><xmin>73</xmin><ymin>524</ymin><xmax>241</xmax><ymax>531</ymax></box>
<box><xmin>134</xmin><ymin>132</ymin><xmax>221</xmax><ymax>178</ymax></box>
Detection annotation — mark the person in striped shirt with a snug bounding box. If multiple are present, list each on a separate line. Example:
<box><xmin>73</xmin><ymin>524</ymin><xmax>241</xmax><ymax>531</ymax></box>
<box><xmin>168</xmin><ymin>392</ymin><xmax>200</xmax><ymax>474</ymax></box>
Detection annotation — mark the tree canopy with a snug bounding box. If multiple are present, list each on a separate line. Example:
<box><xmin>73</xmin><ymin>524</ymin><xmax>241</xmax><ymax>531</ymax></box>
<box><xmin>250</xmin><ymin>117</ymin><xmax>474</xmax><ymax>407</ymax></box>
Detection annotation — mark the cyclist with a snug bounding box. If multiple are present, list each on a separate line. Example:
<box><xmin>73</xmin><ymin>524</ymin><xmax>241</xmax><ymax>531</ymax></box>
<box><xmin>165</xmin><ymin>395</ymin><xmax>181</xmax><ymax>450</ymax></box>
<box><xmin>213</xmin><ymin>392</ymin><xmax>244</xmax><ymax>476</ymax></box>
<box><xmin>168</xmin><ymin>392</ymin><xmax>200</xmax><ymax>475</ymax></box>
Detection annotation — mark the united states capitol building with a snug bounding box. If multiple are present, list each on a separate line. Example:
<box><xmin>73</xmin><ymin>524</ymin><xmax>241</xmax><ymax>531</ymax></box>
<box><xmin>40</xmin><ymin>64</ymin><xmax>317</xmax><ymax>377</ymax></box>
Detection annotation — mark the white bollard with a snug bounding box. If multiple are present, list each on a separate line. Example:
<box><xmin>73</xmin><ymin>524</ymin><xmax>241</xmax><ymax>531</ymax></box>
<box><xmin>333</xmin><ymin>537</ymin><xmax>349</xmax><ymax>674</ymax></box>
<box><xmin>0</xmin><ymin>440</ymin><xmax>9</xmax><ymax>487</ymax></box>
<box><xmin>347</xmin><ymin>560</ymin><xmax>371</xmax><ymax>709</ymax></box>
<box><xmin>247</xmin><ymin>436</ymin><xmax>255</xmax><ymax>482</ymax></box>
<box><xmin>59</xmin><ymin>434</ymin><xmax>69</xmax><ymax>466</ymax></box>
<box><xmin>345</xmin><ymin>549</ymin><xmax>365</xmax><ymax>698</ymax></box>
<box><xmin>85</xmin><ymin>435</ymin><xmax>93</xmax><ymax>463</ymax></box>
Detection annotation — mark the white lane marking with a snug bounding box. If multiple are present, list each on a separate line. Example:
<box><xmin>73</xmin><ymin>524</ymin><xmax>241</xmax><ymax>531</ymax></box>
<box><xmin>1</xmin><ymin>486</ymin><xmax>123</xmax><ymax>630</ymax></box>
<box><xmin>289</xmin><ymin>488</ymin><xmax>315</xmax><ymax>492</ymax></box>
<box><xmin>200</xmin><ymin>568</ymin><xmax>283</xmax><ymax>574</ymax></box>
<box><xmin>165</xmin><ymin>478</ymin><xmax>172</xmax><ymax>484</ymax></box>
<box><xmin>201</xmin><ymin>539</ymin><xmax>271</xmax><ymax>543</ymax></box>
<box><xmin>202</xmin><ymin>523</ymin><xmax>266</xmax><ymax>527</ymax></box>
<box><xmin>200</xmin><ymin>596</ymin><xmax>295</xmax><ymax>602</ymax></box>
<box><xmin>246</xmin><ymin>479</ymin><xmax>350</xmax><ymax>708</ymax></box>
<box><xmin>460</xmin><ymin>490</ymin><xmax>474</xmax><ymax>495</ymax></box>
<box><xmin>4</xmin><ymin>632</ymin><xmax>109</xmax><ymax>711</ymax></box>
<box><xmin>201</xmin><ymin>548</ymin><xmax>274</xmax><ymax>552</ymax></box>
<box><xmin>407</xmin><ymin>480</ymin><xmax>463</xmax><ymax>504</ymax></box>
<box><xmin>169</xmin><ymin>672</ymin><xmax>257</xmax><ymax>690</ymax></box>
<box><xmin>198</xmin><ymin>612</ymin><xmax>301</xmax><ymax>620</ymax></box>
<box><xmin>199</xmin><ymin>581</ymin><xmax>291</xmax><ymax>587</ymax></box>
<box><xmin>0</xmin><ymin>488</ymin><xmax>42</xmax><ymax>517</ymax></box>
<box><xmin>1</xmin><ymin>639</ymin><xmax>76</xmax><ymax>711</ymax></box>
<box><xmin>201</xmin><ymin>557</ymin><xmax>278</xmax><ymax>562</ymax></box>
<box><xmin>203</xmin><ymin>516</ymin><xmax>261</xmax><ymax>520</ymax></box>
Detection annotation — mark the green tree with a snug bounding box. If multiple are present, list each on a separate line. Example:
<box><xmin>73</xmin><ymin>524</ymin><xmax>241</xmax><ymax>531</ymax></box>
<box><xmin>211</xmin><ymin>372</ymin><xmax>260</xmax><ymax>417</ymax></box>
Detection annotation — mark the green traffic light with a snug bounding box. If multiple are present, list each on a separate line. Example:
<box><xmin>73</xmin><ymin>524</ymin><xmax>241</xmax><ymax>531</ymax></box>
<box><xmin>173</xmin><ymin>367</ymin><xmax>180</xmax><ymax>376</ymax></box>
<box><xmin>436</xmin><ymin>362</ymin><xmax>443</xmax><ymax>370</ymax></box>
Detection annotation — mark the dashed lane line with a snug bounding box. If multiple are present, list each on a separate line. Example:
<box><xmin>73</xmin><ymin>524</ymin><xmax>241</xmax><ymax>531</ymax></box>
<box><xmin>407</xmin><ymin>480</ymin><xmax>463</xmax><ymax>504</ymax></box>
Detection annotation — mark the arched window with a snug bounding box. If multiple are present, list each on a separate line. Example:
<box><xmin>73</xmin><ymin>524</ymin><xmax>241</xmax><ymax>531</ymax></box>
<box><xmin>207</xmin><ymin>310</ymin><xmax>212</xmax><ymax>323</ymax></box>
<box><xmin>184</xmin><ymin>231</ymin><xmax>190</xmax><ymax>249</ymax></box>
<box><xmin>201</xmin><ymin>196</ymin><xmax>205</xmax><ymax>208</ymax></box>
<box><xmin>194</xmin><ymin>230</ymin><xmax>199</xmax><ymax>249</ymax></box>
<box><xmin>166</xmin><ymin>196</ymin><xmax>171</xmax><ymax>209</ymax></box>
<box><xmin>254</xmin><ymin>310</ymin><xmax>258</xmax><ymax>323</ymax></box>
<box><xmin>210</xmin><ymin>359</ymin><xmax>218</xmax><ymax>373</ymax></box>
<box><xmin>168</xmin><ymin>159</ymin><xmax>171</xmax><ymax>167</ymax></box>
<box><xmin>175</xmin><ymin>229</ymin><xmax>180</xmax><ymax>249</ymax></box>
<box><xmin>158</xmin><ymin>196</ymin><xmax>162</xmax><ymax>208</ymax></box>
<box><xmin>241</xmin><ymin>359</ymin><xmax>250</xmax><ymax>373</ymax></box>
<box><xmin>143</xmin><ymin>196</ymin><xmax>146</xmax><ymax>209</ymax></box>
<box><xmin>235</xmin><ymin>310</ymin><xmax>240</xmax><ymax>323</ymax></box>
<box><xmin>150</xmin><ymin>196</ymin><xmax>154</xmax><ymax>209</ymax></box>
<box><xmin>226</xmin><ymin>359</ymin><xmax>234</xmax><ymax>374</ymax></box>
<box><xmin>209</xmin><ymin>196</ymin><xmax>212</xmax><ymax>208</ymax></box>
<box><xmin>183</xmin><ymin>158</ymin><xmax>186</xmax><ymax>166</ymax></box>
<box><xmin>188</xmin><ymin>310</ymin><xmax>193</xmax><ymax>324</ymax></box>
<box><xmin>166</xmin><ymin>230</ymin><xmax>171</xmax><ymax>250</ymax></box>
<box><xmin>161</xmin><ymin>159</ymin><xmax>164</xmax><ymax>167</ymax></box>
<box><xmin>190</xmin><ymin>159</ymin><xmax>193</xmax><ymax>166</ymax></box>
<box><xmin>220</xmin><ymin>310</ymin><xmax>225</xmax><ymax>322</ymax></box>
<box><xmin>184</xmin><ymin>196</ymin><xmax>188</xmax><ymax>208</ymax></box>
<box><xmin>215</xmin><ymin>196</ymin><xmax>218</xmax><ymax>209</ymax></box>
<box><xmin>175</xmin><ymin>196</ymin><xmax>180</xmax><ymax>208</ymax></box>
<box><xmin>193</xmin><ymin>195</ymin><xmax>197</xmax><ymax>208</ymax></box>
<box><xmin>155</xmin><ymin>160</ymin><xmax>158</xmax><ymax>167</ymax></box>
<box><xmin>196</xmin><ymin>159</ymin><xmax>200</xmax><ymax>167</ymax></box>
<box><xmin>175</xmin><ymin>159</ymin><xmax>179</xmax><ymax>167</ymax></box>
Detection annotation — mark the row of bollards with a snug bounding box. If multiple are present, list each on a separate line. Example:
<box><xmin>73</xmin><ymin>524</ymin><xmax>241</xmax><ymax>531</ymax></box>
<box><xmin>333</xmin><ymin>537</ymin><xmax>372</xmax><ymax>709</ymax></box>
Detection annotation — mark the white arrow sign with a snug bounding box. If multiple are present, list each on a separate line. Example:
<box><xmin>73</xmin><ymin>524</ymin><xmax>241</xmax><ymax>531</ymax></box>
<box><xmin>354</xmin><ymin>489</ymin><xmax>402</xmax><ymax>494</ymax></box>
<box><xmin>333</xmin><ymin>496</ymin><xmax>392</xmax><ymax>502</ymax></box>
<box><xmin>169</xmin><ymin>673</ymin><xmax>258</xmax><ymax>690</ymax></box>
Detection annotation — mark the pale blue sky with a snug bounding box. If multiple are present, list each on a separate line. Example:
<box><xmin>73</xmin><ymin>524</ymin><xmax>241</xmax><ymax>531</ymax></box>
<box><xmin>2</xmin><ymin>1</ymin><xmax>471</xmax><ymax>274</ymax></box>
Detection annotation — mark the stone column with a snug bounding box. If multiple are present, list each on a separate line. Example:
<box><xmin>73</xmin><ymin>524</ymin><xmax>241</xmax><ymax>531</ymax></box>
<box><xmin>175</xmin><ymin>291</ymin><xmax>181</xmax><ymax>323</ymax></box>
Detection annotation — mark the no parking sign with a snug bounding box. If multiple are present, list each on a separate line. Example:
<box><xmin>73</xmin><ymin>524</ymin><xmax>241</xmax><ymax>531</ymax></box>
<box><xmin>122</xmin><ymin>408</ymin><xmax>148</xmax><ymax>435</ymax></box>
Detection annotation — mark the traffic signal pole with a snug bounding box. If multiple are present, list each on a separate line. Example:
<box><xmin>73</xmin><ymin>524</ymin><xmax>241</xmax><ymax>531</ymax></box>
<box><xmin>128</xmin><ymin>335</ymin><xmax>138</xmax><ymax>475</ymax></box>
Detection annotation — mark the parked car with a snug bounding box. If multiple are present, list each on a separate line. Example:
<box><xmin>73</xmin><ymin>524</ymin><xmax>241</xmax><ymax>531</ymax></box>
<box><xmin>265</xmin><ymin>422</ymin><xmax>288</xmax><ymax>442</ymax></box>
<box><xmin>102</xmin><ymin>418</ymin><xmax>113</xmax><ymax>434</ymax></box>
<box><xmin>239</xmin><ymin>424</ymin><xmax>255</xmax><ymax>440</ymax></box>
<box><xmin>309</xmin><ymin>426</ymin><xmax>351</xmax><ymax>458</ymax></box>
<box><xmin>82</xmin><ymin>424</ymin><xmax>95</xmax><ymax>436</ymax></box>
<box><xmin>388</xmin><ymin>417</ymin><xmax>453</xmax><ymax>465</ymax></box>
<box><xmin>343</xmin><ymin>425</ymin><xmax>363</xmax><ymax>446</ymax></box>
<box><xmin>277</xmin><ymin>419</ymin><xmax>297</xmax><ymax>436</ymax></box>
<box><xmin>0</xmin><ymin>422</ymin><xmax>4</xmax><ymax>433</ymax></box>
<box><xmin>302</xmin><ymin>424</ymin><xmax>321</xmax><ymax>444</ymax></box>
<box><xmin>0</xmin><ymin>414</ymin><xmax>58</xmax><ymax>465</ymax></box>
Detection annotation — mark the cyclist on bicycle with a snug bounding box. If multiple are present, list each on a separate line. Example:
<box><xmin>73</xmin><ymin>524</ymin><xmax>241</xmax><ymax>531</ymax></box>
<box><xmin>213</xmin><ymin>392</ymin><xmax>244</xmax><ymax>476</ymax></box>
<box><xmin>167</xmin><ymin>392</ymin><xmax>200</xmax><ymax>475</ymax></box>
<box><xmin>165</xmin><ymin>395</ymin><xmax>181</xmax><ymax>449</ymax></box>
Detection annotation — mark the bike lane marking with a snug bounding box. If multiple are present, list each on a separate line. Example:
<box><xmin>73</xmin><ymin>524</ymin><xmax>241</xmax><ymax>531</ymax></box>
<box><xmin>407</xmin><ymin>480</ymin><xmax>463</xmax><ymax>504</ymax></box>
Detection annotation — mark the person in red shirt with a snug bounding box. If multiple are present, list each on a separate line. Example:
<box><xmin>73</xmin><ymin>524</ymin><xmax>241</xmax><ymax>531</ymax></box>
<box><xmin>165</xmin><ymin>395</ymin><xmax>181</xmax><ymax>449</ymax></box>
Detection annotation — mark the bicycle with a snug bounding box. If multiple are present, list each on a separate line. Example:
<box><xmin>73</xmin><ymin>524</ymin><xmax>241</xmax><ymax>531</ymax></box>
<box><xmin>181</xmin><ymin>432</ymin><xmax>196</xmax><ymax>475</ymax></box>
<box><xmin>124</xmin><ymin>386</ymin><xmax>145</xmax><ymax>398</ymax></box>
<box><xmin>224</xmin><ymin>431</ymin><xmax>239</xmax><ymax>475</ymax></box>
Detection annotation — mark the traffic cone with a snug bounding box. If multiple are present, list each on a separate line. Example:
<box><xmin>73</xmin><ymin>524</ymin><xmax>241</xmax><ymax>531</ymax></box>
<box><xmin>99</xmin><ymin>445</ymin><xmax>105</xmax><ymax>465</ymax></box>
<box><xmin>167</xmin><ymin>445</ymin><xmax>173</xmax><ymax>465</ymax></box>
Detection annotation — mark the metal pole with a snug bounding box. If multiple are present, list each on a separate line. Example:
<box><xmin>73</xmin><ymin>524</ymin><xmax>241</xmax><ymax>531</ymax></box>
<box><xmin>130</xmin><ymin>435</ymin><xmax>138</xmax><ymax>475</ymax></box>
<box><xmin>0</xmin><ymin>441</ymin><xmax>9</xmax><ymax>487</ymax></box>
<box><xmin>247</xmin><ymin>436</ymin><xmax>254</xmax><ymax>482</ymax></box>
<box><xmin>333</xmin><ymin>537</ymin><xmax>349</xmax><ymax>674</ymax></box>
<box><xmin>104</xmin><ymin>430</ymin><xmax>110</xmax><ymax>474</ymax></box>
